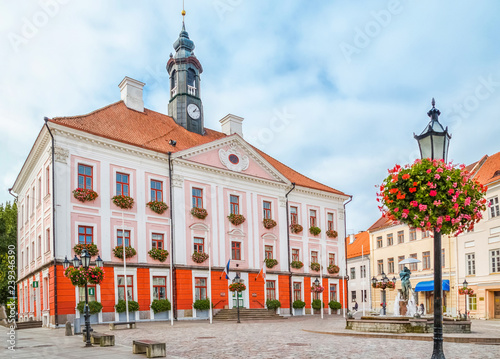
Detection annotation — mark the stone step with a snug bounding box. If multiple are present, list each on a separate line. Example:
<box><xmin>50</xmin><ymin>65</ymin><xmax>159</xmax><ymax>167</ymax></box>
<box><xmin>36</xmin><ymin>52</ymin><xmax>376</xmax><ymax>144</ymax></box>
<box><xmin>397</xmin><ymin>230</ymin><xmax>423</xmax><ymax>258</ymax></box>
<box><xmin>213</xmin><ymin>309</ymin><xmax>284</xmax><ymax>321</ymax></box>
<box><xmin>16</xmin><ymin>321</ymin><xmax>43</xmax><ymax>330</ymax></box>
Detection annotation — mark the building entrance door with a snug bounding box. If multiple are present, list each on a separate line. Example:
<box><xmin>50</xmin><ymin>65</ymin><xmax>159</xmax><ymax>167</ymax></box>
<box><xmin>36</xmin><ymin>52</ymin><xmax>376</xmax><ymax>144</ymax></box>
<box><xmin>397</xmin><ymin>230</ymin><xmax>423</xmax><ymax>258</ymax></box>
<box><xmin>426</xmin><ymin>291</ymin><xmax>434</xmax><ymax>314</ymax></box>
<box><xmin>232</xmin><ymin>291</ymin><xmax>244</xmax><ymax>308</ymax></box>
<box><xmin>494</xmin><ymin>291</ymin><xmax>500</xmax><ymax>319</ymax></box>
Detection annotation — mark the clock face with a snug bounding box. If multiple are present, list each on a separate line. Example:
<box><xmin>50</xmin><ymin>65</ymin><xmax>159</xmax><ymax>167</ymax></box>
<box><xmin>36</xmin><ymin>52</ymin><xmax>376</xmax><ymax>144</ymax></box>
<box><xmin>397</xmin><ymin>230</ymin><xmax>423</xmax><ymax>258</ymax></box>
<box><xmin>187</xmin><ymin>104</ymin><xmax>201</xmax><ymax>119</ymax></box>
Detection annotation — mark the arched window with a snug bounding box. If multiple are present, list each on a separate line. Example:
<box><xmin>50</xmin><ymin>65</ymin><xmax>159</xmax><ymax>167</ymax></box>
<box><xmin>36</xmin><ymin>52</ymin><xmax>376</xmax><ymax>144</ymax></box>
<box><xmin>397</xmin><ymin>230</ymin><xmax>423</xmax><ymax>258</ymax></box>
<box><xmin>187</xmin><ymin>68</ymin><xmax>196</xmax><ymax>96</ymax></box>
<box><xmin>170</xmin><ymin>70</ymin><xmax>177</xmax><ymax>97</ymax></box>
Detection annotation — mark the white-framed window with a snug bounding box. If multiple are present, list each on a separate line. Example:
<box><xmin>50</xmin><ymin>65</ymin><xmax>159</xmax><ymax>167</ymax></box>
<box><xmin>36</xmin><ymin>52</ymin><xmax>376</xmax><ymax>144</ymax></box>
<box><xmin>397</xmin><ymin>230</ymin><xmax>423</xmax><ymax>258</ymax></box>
<box><xmin>490</xmin><ymin>196</ymin><xmax>500</xmax><ymax>218</ymax></box>
<box><xmin>350</xmin><ymin>267</ymin><xmax>356</xmax><ymax>280</ymax></box>
<box><xmin>466</xmin><ymin>253</ymin><xmax>475</xmax><ymax>275</ymax></box>
<box><xmin>360</xmin><ymin>265</ymin><xmax>366</xmax><ymax>278</ymax></box>
<box><xmin>490</xmin><ymin>249</ymin><xmax>500</xmax><ymax>273</ymax></box>
<box><xmin>361</xmin><ymin>289</ymin><xmax>367</xmax><ymax>302</ymax></box>
<box><xmin>467</xmin><ymin>294</ymin><xmax>477</xmax><ymax>311</ymax></box>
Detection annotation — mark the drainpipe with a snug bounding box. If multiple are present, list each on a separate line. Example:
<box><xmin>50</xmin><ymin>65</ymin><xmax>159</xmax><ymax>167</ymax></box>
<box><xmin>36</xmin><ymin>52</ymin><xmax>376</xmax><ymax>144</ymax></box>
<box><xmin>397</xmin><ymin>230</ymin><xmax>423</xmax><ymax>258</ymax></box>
<box><xmin>8</xmin><ymin>188</ymin><xmax>18</xmax><ymax>201</ymax></box>
<box><xmin>168</xmin><ymin>152</ymin><xmax>177</xmax><ymax>320</ymax></box>
<box><xmin>44</xmin><ymin>117</ymin><xmax>58</xmax><ymax>327</ymax></box>
<box><xmin>343</xmin><ymin>196</ymin><xmax>353</xmax><ymax>313</ymax></box>
<box><xmin>285</xmin><ymin>183</ymin><xmax>295</xmax><ymax>315</ymax></box>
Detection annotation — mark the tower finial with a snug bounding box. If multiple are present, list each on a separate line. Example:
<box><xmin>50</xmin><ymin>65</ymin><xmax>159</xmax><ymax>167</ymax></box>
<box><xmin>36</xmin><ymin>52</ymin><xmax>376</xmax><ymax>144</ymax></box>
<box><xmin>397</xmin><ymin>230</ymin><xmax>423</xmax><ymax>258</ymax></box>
<box><xmin>431</xmin><ymin>97</ymin><xmax>435</xmax><ymax>108</ymax></box>
<box><xmin>182</xmin><ymin>0</ymin><xmax>186</xmax><ymax>18</ymax></box>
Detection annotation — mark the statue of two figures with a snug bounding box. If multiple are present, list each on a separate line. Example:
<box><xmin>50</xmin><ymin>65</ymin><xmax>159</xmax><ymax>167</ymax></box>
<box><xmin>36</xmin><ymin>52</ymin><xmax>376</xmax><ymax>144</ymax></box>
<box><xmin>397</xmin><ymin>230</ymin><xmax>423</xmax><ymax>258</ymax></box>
<box><xmin>397</xmin><ymin>266</ymin><xmax>417</xmax><ymax>316</ymax></box>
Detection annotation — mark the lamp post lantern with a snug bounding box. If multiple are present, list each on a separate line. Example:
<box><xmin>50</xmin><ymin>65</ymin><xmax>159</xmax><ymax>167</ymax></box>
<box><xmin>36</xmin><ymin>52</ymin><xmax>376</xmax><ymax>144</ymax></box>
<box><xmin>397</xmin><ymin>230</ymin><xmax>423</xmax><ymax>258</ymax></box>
<box><xmin>415</xmin><ymin>98</ymin><xmax>450</xmax><ymax>359</ymax></box>
<box><xmin>63</xmin><ymin>249</ymin><xmax>103</xmax><ymax>347</ymax></box>
<box><xmin>463</xmin><ymin>279</ymin><xmax>468</xmax><ymax>320</ymax></box>
<box><xmin>233</xmin><ymin>273</ymin><xmax>241</xmax><ymax>324</ymax></box>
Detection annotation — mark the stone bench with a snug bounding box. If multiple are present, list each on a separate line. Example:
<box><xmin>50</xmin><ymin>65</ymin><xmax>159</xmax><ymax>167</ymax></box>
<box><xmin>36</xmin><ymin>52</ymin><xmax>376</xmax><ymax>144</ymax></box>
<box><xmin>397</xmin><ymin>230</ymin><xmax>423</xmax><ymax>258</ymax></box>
<box><xmin>91</xmin><ymin>332</ymin><xmax>115</xmax><ymax>347</ymax></box>
<box><xmin>133</xmin><ymin>339</ymin><xmax>166</xmax><ymax>358</ymax></box>
<box><xmin>109</xmin><ymin>321</ymin><xmax>136</xmax><ymax>330</ymax></box>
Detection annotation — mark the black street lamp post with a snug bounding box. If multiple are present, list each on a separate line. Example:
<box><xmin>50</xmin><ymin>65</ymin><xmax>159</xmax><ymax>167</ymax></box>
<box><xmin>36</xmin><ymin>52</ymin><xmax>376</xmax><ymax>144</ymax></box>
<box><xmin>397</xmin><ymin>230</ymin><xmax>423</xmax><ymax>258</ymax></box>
<box><xmin>233</xmin><ymin>273</ymin><xmax>241</xmax><ymax>324</ymax></box>
<box><xmin>63</xmin><ymin>250</ymin><xmax>103</xmax><ymax>347</ymax></box>
<box><xmin>463</xmin><ymin>279</ymin><xmax>468</xmax><ymax>320</ymax></box>
<box><xmin>414</xmin><ymin>98</ymin><xmax>451</xmax><ymax>359</ymax></box>
<box><xmin>372</xmin><ymin>273</ymin><xmax>389</xmax><ymax>315</ymax></box>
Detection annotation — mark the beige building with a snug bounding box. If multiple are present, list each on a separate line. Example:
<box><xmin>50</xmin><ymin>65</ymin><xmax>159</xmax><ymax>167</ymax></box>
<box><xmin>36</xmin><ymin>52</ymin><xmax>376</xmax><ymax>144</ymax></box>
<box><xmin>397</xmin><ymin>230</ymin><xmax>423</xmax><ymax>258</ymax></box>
<box><xmin>368</xmin><ymin>217</ymin><xmax>458</xmax><ymax>316</ymax></box>
<box><xmin>456</xmin><ymin>152</ymin><xmax>500</xmax><ymax>319</ymax></box>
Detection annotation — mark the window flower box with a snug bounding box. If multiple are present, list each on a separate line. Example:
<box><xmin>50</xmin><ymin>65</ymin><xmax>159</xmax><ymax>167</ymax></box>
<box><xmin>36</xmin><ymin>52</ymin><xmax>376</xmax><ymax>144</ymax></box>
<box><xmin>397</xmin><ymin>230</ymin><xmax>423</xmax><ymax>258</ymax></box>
<box><xmin>73</xmin><ymin>243</ymin><xmax>99</xmax><ymax>257</ymax></box>
<box><xmin>327</xmin><ymin>264</ymin><xmax>340</xmax><ymax>274</ymax></box>
<box><xmin>73</xmin><ymin>188</ymin><xmax>98</xmax><ymax>203</ymax></box>
<box><xmin>263</xmin><ymin>218</ymin><xmax>277</xmax><ymax>229</ymax></box>
<box><xmin>309</xmin><ymin>226</ymin><xmax>321</xmax><ymax>236</ymax></box>
<box><xmin>148</xmin><ymin>248</ymin><xmax>169</xmax><ymax>262</ymax></box>
<box><xmin>310</xmin><ymin>262</ymin><xmax>321</xmax><ymax>272</ymax></box>
<box><xmin>146</xmin><ymin>200</ymin><xmax>168</xmax><ymax>214</ymax></box>
<box><xmin>113</xmin><ymin>245</ymin><xmax>137</xmax><ymax>259</ymax></box>
<box><xmin>191</xmin><ymin>207</ymin><xmax>208</xmax><ymax>219</ymax></box>
<box><xmin>192</xmin><ymin>252</ymin><xmax>209</xmax><ymax>264</ymax></box>
<box><xmin>291</xmin><ymin>260</ymin><xmax>304</xmax><ymax>269</ymax></box>
<box><xmin>326</xmin><ymin>230</ymin><xmax>338</xmax><ymax>238</ymax></box>
<box><xmin>228</xmin><ymin>213</ymin><xmax>246</xmax><ymax>226</ymax></box>
<box><xmin>112</xmin><ymin>195</ymin><xmax>134</xmax><ymax>209</ymax></box>
<box><xmin>228</xmin><ymin>283</ymin><xmax>246</xmax><ymax>292</ymax></box>
<box><xmin>264</xmin><ymin>258</ymin><xmax>278</xmax><ymax>269</ymax></box>
<box><xmin>290</xmin><ymin>223</ymin><xmax>303</xmax><ymax>234</ymax></box>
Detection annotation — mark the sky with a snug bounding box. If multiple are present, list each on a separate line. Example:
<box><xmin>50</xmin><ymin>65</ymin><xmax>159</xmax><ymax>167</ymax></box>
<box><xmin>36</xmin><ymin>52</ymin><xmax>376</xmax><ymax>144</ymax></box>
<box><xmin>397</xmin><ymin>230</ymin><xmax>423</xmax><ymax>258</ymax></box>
<box><xmin>1</xmin><ymin>0</ymin><xmax>500</xmax><ymax>234</ymax></box>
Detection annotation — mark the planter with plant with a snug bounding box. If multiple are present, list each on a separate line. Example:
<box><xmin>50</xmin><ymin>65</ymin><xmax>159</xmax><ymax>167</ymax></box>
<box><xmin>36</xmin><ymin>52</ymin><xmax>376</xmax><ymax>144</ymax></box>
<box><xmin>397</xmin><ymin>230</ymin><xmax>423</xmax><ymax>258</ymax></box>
<box><xmin>263</xmin><ymin>218</ymin><xmax>277</xmax><ymax>229</ymax></box>
<box><xmin>77</xmin><ymin>300</ymin><xmax>103</xmax><ymax>315</ymax></box>
<box><xmin>327</xmin><ymin>264</ymin><xmax>340</xmax><ymax>274</ymax></box>
<box><xmin>309</xmin><ymin>226</ymin><xmax>321</xmax><ymax>236</ymax></box>
<box><xmin>113</xmin><ymin>246</ymin><xmax>137</xmax><ymax>259</ymax></box>
<box><xmin>73</xmin><ymin>243</ymin><xmax>99</xmax><ymax>257</ymax></box>
<box><xmin>326</xmin><ymin>230</ymin><xmax>338</xmax><ymax>238</ymax></box>
<box><xmin>115</xmin><ymin>299</ymin><xmax>139</xmax><ymax>313</ymax></box>
<box><xmin>312</xmin><ymin>299</ymin><xmax>323</xmax><ymax>310</ymax></box>
<box><xmin>151</xmin><ymin>299</ymin><xmax>171</xmax><ymax>313</ymax></box>
<box><xmin>264</xmin><ymin>258</ymin><xmax>278</xmax><ymax>269</ymax></box>
<box><xmin>112</xmin><ymin>195</ymin><xmax>134</xmax><ymax>209</ymax></box>
<box><xmin>292</xmin><ymin>300</ymin><xmax>306</xmax><ymax>309</ymax></box>
<box><xmin>191</xmin><ymin>207</ymin><xmax>208</xmax><ymax>219</ymax></box>
<box><xmin>290</xmin><ymin>223</ymin><xmax>303</xmax><ymax>234</ymax></box>
<box><xmin>227</xmin><ymin>213</ymin><xmax>246</xmax><ymax>226</ymax></box>
<box><xmin>73</xmin><ymin>188</ymin><xmax>99</xmax><ymax>203</ymax></box>
<box><xmin>310</xmin><ymin>262</ymin><xmax>321</xmax><ymax>272</ymax></box>
<box><xmin>146</xmin><ymin>200</ymin><xmax>168</xmax><ymax>215</ymax></box>
<box><xmin>290</xmin><ymin>260</ymin><xmax>304</xmax><ymax>269</ymax></box>
<box><xmin>193</xmin><ymin>298</ymin><xmax>211</xmax><ymax>311</ymax></box>
<box><xmin>148</xmin><ymin>248</ymin><xmax>169</xmax><ymax>262</ymax></box>
<box><xmin>266</xmin><ymin>299</ymin><xmax>281</xmax><ymax>311</ymax></box>
<box><xmin>192</xmin><ymin>252</ymin><xmax>209</xmax><ymax>264</ymax></box>
<box><xmin>329</xmin><ymin>300</ymin><xmax>342</xmax><ymax>310</ymax></box>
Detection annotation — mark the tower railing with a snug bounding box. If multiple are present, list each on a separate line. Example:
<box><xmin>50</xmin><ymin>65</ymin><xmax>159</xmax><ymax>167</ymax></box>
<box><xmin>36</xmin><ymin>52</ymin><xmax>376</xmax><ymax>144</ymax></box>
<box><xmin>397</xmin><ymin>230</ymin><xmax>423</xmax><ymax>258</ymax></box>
<box><xmin>171</xmin><ymin>86</ymin><xmax>178</xmax><ymax>97</ymax></box>
<box><xmin>187</xmin><ymin>85</ymin><xmax>196</xmax><ymax>96</ymax></box>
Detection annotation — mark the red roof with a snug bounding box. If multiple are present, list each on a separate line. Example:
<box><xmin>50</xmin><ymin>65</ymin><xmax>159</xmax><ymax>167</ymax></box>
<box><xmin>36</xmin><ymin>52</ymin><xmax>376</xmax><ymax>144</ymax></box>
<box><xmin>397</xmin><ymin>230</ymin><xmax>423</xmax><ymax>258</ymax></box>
<box><xmin>346</xmin><ymin>231</ymin><xmax>370</xmax><ymax>259</ymax></box>
<box><xmin>467</xmin><ymin>152</ymin><xmax>500</xmax><ymax>186</ymax></box>
<box><xmin>50</xmin><ymin>101</ymin><xmax>347</xmax><ymax>196</ymax></box>
<box><xmin>367</xmin><ymin>216</ymin><xmax>397</xmax><ymax>233</ymax></box>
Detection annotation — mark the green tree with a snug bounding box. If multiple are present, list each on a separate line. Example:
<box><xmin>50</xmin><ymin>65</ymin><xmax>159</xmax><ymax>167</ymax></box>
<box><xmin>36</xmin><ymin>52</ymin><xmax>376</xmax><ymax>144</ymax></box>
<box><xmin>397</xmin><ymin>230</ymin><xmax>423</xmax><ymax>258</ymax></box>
<box><xmin>0</xmin><ymin>202</ymin><xmax>18</xmax><ymax>305</ymax></box>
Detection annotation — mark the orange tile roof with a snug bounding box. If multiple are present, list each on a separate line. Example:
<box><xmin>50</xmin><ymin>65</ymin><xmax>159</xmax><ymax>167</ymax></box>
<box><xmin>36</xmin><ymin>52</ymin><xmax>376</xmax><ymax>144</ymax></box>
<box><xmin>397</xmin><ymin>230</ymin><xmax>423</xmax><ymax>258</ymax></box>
<box><xmin>467</xmin><ymin>152</ymin><xmax>500</xmax><ymax>186</ymax></box>
<box><xmin>49</xmin><ymin>101</ymin><xmax>348</xmax><ymax>196</ymax></box>
<box><xmin>346</xmin><ymin>231</ymin><xmax>370</xmax><ymax>259</ymax></box>
<box><xmin>367</xmin><ymin>216</ymin><xmax>397</xmax><ymax>232</ymax></box>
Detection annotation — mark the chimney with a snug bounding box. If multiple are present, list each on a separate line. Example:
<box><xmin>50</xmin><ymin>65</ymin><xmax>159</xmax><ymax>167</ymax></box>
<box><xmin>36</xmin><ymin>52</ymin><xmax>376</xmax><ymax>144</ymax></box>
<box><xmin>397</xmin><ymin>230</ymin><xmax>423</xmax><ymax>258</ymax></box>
<box><xmin>349</xmin><ymin>234</ymin><xmax>355</xmax><ymax>244</ymax></box>
<box><xmin>119</xmin><ymin>77</ymin><xmax>145</xmax><ymax>112</ymax></box>
<box><xmin>219</xmin><ymin>114</ymin><xmax>244</xmax><ymax>137</ymax></box>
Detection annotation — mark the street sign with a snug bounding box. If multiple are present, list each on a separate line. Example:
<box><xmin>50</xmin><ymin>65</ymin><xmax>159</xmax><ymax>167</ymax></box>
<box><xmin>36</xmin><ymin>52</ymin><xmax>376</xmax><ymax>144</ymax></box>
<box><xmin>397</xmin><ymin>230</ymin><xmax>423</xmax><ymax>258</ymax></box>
<box><xmin>89</xmin><ymin>288</ymin><xmax>95</xmax><ymax>296</ymax></box>
<box><xmin>32</xmin><ymin>281</ymin><xmax>38</xmax><ymax>288</ymax></box>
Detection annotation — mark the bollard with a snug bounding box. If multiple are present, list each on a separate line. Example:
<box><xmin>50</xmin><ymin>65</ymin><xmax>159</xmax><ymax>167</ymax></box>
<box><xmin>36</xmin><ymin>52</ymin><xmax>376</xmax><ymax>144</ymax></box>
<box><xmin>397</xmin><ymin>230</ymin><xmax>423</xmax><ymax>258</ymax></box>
<box><xmin>73</xmin><ymin>318</ymin><xmax>81</xmax><ymax>334</ymax></box>
<box><xmin>65</xmin><ymin>321</ymin><xmax>73</xmax><ymax>336</ymax></box>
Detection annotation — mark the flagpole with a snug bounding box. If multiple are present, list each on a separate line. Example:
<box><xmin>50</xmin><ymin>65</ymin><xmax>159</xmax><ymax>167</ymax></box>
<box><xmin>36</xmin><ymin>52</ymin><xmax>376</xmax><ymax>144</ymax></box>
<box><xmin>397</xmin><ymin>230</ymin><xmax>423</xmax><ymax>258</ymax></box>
<box><xmin>320</xmin><ymin>247</ymin><xmax>323</xmax><ymax>320</ymax></box>
<box><xmin>208</xmin><ymin>236</ymin><xmax>212</xmax><ymax>324</ymax></box>
<box><xmin>122</xmin><ymin>212</ymin><xmax>129</xmax><ymax>323</ymax></box>
<box><xmin>362</xmin><ymin>244</ymin><xmax>365</xmax><ymax>316</ymax></box>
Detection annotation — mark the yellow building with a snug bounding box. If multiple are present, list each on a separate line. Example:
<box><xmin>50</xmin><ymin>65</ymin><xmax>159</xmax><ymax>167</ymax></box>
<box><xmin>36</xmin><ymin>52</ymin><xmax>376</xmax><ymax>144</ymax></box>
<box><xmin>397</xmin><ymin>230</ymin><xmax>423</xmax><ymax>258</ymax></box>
<box><xmin>456</xmin><ymin>152</ymin><xmax>500</xmax><ymax>319</ymax></box>
<box><xmin>368</xmin><ymin>217</ymin><xmax>458</xmax><ymax>316</ymax></box>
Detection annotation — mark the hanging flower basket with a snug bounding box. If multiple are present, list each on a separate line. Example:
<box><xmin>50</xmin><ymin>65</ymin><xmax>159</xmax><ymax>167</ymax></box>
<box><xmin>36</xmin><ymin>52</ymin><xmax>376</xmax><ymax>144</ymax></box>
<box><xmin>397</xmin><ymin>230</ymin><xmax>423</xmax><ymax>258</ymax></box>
<box><xmin>264</xmin><ymin>258</ymin><xmax>278</xmax><ymax>269</ymax></box>
<box><xmin>113</xmin><ymin>245</ymin><xmax>137</xmax><ymax>259</ymax></box>
<box><xmin>191</xmin><ymin>207</ymin><xmax>208</xmax><ymax>219</ymax></box>
<box><xmin>377</xmin><ymin>159</ymin><xmax>488</xmax><ymax>235</ymax></box>
<box><xmin>73</xmin><ymin>188</ymin><xmax>98</xmax><ymax>203</ymax></box>
<box><xmin>458</xmin><ymin>287</ymin><xmax>474</xmax><ymax>295</ymax></box>
<box><xmin>146</xmin><ymin>201</ymin><xmax>168</xmax><ymax>214</ymax></box>
<box><xmin>148</xmin><ymin>248</ymin><xmax>169</xmax><ymax>262</ymax></box>
<box><xmin>290</xmin><ymin>223</ymin><xmax>303</xmax><ymax>234</ymax></box>
<box><xmin>112</xmin><ymin>195</ymin><xmax>134</xmax><ymax>209</ymax></box>
<box><xmin>192</xmin><ymin>252</ymin><xmax>209</xmax><ymax>264</ymax></box>
<box><xmin>87</xmin><ymin>267</ymin><xmax>104</xmax><ymax>285</ymax></box>
<box><xmin>228</xmin><ymin>213</ymin><xmax>246</xmax><ymax>226</ymax></box>
<box><xmin>327</xmin><ymin>264</ymin><xmax>340</xmax><ymax>274</ymax></box>
<box><xmin>310</xmin><ymin>262</ymin><xmax>321</xmax><ymax>272</ymax></box>
<box><xmin>311</xmin><ymin>283</ymin><xmax>325</xmax><ymax>293</ymax></box>
<box><xmin>386</xmin><ymin>281</ymin><xmax>396</xmax><ymax>289</ymax></box>
<box><xmin>309</xmin><ymin>226</ymin><xmax>321</xmax><ymax>236</ymax></box>
<box><xmin>64</xmin><ymin>267</ymin><xmax>88</xmax><ymax>287</ymax></box>
<box><xmin>326</xmin><ymin>230</ymin><xmax>338</xmax><ymax>238</ymax></box>
<box><xmin>73</xmin><ymin>243</ymin><xmax>99</xmax><ymax>257</ymax></box>
<box><xmin>291</xmin><ymin>260</ymin><xmax>304</xmax><ymax>269</ymax></box>
<box><xmin>263</xmin><ymin>218</ymin><xmax>277</xmax><ymax>229</ymax></box>
<box><xmin>228</xmin><ymin>283</ymin><xmax>246</xmax><ymax>292</ymax></box>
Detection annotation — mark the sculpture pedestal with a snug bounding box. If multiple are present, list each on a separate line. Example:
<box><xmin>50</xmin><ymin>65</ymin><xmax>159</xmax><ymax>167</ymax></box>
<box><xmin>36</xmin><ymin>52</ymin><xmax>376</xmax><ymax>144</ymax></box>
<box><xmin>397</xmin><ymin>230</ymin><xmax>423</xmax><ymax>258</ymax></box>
<box><xmin>399</xmin><ymin>300</ymin><xmax>408</xmax><ymax>316</ymax></box>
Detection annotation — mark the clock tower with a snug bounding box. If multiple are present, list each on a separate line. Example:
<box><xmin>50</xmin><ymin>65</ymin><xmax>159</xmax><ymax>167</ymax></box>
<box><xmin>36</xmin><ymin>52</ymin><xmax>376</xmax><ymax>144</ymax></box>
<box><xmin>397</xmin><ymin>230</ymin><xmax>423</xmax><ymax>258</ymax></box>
<box><xmin>167</xmin><ymin>19</ymin><xmax>204</xmax><ymax>135</ymax></box>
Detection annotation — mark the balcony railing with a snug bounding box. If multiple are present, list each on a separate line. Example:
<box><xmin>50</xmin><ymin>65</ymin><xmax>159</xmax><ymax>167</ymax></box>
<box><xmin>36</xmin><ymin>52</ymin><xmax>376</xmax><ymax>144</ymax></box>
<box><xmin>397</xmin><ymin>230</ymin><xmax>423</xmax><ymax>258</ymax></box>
<box><xmin>187</xmin><ymin>85</ymin><xmax>196</xmax><ymax>96</ymax></box>
<box><xmin>171</xmin><ymin>86</ymin><xmax>177</xmax><ymax>97</ymax></box>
